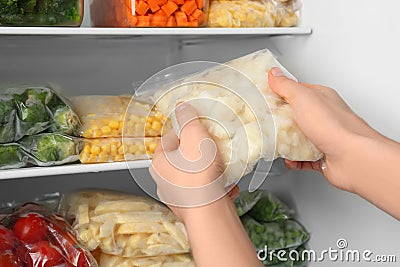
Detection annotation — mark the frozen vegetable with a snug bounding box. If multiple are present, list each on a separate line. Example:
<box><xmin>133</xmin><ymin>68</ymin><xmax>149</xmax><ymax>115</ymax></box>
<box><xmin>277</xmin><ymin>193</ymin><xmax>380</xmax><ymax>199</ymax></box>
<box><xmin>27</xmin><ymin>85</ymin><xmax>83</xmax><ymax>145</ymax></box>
<box><xmin>19</xmin><ymin>133</ymin><xmax>80</xmax><ymax>165</ymax></box>
<box><xmin>60</xmin><ymin>190</ymin><xmax>191</xmax><ymax>258</ymax></box>
<box><xmin>248</xmin><ymin>191</ymin><xmax>293</xmax><ymax>222</ymax></box>
<box><xmin>0</xmin><ymin>0</ymin><xmax>83</xmax><ymax>26</ymax></box>
<box><xmin>97</xmin><ymin>253</ymin><xmax>195</xmax><ymax>267</ymax></box>
<box><xmin>0</xmin><ymin>85</ymin><xmax>81</xmax><ymax>143</ymax></box>
<box><xmin>241</xmin><ymin>216</ymin><xmax>309</xmax><ymax>251</ymax></box>
<box><xmin>80</xmin><ymin>137</ymin><xmax>158</xmax><ymax>163</ymax></box>
<box><xmin>71</xmin><ymin>95</ymin><xmax>170</xmax><ymax>138</ymax></box>
<box><xmin>137</xmin><ymin>49</ymin><xmax>323</xmax><ymax>186</ymax></box>
<box><xmin>47</xmin><ymin>93</ymin><xmax>80</xmax><ymax>135</ymax></box>
<box><xmin>12</xmin><ymin>88</ymin><xmax>51</xmax><ymax>140</ymax></box>
<box><xmin>0</xmin><ymin>144</ymin><xmax>28</xmax><ymax>170</ymax></box>
<box><xmin>0</xmin><ymin>203</ymin><xmax>97</xmax><ymax>267</ymax></box>
<box><xmin>234</xmin><ymin>190</ymin><xmax>263</xmax><ymax>216</ymax></box>
<box><xmin>91</xmin><ymin>0</ymin><xmax>207</xmax><ymax>27</ymax></box>
<box><xmin>208</xmin><ymin>0</ymin><xmax>300</xmax><ymax>27</ymax></box>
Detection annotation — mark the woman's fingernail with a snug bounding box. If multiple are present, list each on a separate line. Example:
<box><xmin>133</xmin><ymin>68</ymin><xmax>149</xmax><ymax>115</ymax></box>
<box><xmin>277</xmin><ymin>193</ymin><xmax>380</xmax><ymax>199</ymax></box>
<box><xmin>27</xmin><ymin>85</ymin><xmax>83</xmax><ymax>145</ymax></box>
<box><xmin>271</xmin><ymin>67</ymin><xmax>285</xmax><ymax>77</ymax></box>
<box><xmin>175</xmin><ymin>102</ymin><xmax>187</xmax><ymax>112</ymax></box>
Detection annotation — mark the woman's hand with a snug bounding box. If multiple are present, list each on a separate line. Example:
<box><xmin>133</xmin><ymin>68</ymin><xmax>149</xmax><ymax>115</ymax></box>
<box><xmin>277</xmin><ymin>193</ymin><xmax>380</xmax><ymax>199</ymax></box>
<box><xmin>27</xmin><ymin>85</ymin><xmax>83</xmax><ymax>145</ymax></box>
<box><xmin>268</xmin><ymin>67</ymin><xmax>400</xmax><ymax>219</ymax></box>
<box><xmin>149</xmin><ymin>102</ymin><xmax>262</xmax><ymax>267</ymax></box>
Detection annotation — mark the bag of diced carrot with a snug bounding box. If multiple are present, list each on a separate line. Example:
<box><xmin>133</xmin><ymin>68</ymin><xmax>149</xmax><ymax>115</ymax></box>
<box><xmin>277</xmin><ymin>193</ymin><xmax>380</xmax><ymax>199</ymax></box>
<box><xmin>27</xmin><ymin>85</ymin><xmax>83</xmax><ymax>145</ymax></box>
<box><xmin>91</xmin><ymin>0</ymin><xmax>209</xmax><ymax>27</ymax></box>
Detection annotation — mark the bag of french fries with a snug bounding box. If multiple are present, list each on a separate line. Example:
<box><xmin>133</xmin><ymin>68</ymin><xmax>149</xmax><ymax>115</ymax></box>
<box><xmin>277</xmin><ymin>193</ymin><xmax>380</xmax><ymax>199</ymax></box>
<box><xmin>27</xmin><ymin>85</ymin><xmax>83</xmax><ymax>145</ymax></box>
<box><xmin>59</xmin><ymin>190</ymin><xmax>194</xmax><ymax>266</ymax></box>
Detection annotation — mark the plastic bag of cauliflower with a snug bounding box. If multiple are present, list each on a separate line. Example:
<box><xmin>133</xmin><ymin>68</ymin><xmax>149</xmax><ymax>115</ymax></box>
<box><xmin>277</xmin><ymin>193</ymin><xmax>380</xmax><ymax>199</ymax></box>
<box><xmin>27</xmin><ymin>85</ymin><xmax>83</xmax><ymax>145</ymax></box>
<box><xmin>134</xmin><ymin>49</ymin><xmax>323</xmax><ymax>187</ymax></box>
<box><xmin>208</xmin><ymin>0</ymin><xmax>301</xmax><ymax>28</ymax></box>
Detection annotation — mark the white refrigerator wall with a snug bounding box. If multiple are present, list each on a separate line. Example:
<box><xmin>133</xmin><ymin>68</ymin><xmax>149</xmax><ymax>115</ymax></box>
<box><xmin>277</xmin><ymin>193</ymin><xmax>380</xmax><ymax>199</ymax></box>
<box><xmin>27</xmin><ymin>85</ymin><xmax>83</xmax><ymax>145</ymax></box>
<box><xmin>0</xmin><ymin>0</ymin><xmax>399</xmax><ymax>266</ymax></box>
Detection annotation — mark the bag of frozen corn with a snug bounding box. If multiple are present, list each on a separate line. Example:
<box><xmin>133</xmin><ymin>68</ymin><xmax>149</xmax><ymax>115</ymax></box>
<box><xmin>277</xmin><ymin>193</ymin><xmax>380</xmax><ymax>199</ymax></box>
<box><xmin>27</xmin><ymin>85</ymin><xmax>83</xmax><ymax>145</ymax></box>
<box><xmin>79</xmin><ymin>137</ymin><xmax>159</xmax><ymax>163</ymax></box>
<box><xmin>208</xmin><ymin>0</ymin><xmax>301</xmax><ymax>27</ymax></box>
<box><xmin>71</xmin><ymin>95</ymin><xmax>170</xmax><ymax>138</ymax></box>
<box><xmin>59</xmin><ymin>190</ymin><xmax>191</xmax><ymax>258</ymax></box>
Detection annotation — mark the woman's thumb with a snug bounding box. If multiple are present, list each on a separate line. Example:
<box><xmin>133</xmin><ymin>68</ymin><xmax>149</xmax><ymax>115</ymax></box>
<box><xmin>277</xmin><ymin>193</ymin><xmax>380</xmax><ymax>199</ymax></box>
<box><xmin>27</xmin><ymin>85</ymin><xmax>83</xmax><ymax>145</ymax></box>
<box><xmin>268</xmin><ymin>67</ymin><xmax>305</xmax><ymax>102</ymax></box>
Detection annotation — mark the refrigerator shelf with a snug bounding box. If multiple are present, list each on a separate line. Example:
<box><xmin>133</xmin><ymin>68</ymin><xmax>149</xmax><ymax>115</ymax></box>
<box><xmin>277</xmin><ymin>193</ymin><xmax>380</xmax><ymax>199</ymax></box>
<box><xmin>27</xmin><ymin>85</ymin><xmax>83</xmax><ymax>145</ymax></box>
<box><xmin>0</xmin><ymin>160</ymin><xmax>150</xmax><ymax>180</ymax></box>
<box><xmin>0</xmin><ymin>27</ymin><xmax>312</xmax><ymax>36</ymax></box>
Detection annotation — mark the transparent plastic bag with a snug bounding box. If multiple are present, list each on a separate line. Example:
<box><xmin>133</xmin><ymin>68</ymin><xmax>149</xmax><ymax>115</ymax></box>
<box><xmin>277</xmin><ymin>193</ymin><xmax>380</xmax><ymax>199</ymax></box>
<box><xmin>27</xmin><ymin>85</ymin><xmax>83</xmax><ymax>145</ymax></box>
<box><xmin>0</xmin><ymin>85</ymin><xmax>81</xmax><ymax>143</ymax></box>
<box><xmin>79</xmin><ymin>137</ymin><xmax>159</xmax><ymax>163</ymax></box>
<box><xmin>59</xmin><ymin>190</ymin><xmax>191</xmax><ymax>258</ymax></box>
<box><xmin>134</xmin><ymin>49</ymin><xmax>323</xmax><ymax>186</ymax></box>
<box><xmin>19</xmin><ymin>133</ymin><xmax>82</xmax><ymax>166</ymax></box>
<box><xmin>208</xmin><ymin>0</ymin><xmax>301</xmax><ymax>27</ymax></box>
<box><xmin>0</xmin><ymin>144</ymin><xmax>29</xmax><ymax>170</ymax></box>
<box><xmin>234</xmin><ymin>190</ymin><xmax>263</xmax><ymax>216</ymax></box>
<box><xmin>96</xmin><ymin>252</ymin><xmax>195</xmax><ymax>267</ymax></box>
<box><xmin>91</xmin><ymin>0</ymin><xmax>209</xmax><ymax>27</ymax></box>
<box><xmin>248</xmin><ymin>191</ymin><xmax>293</xmax><ymax>222</ymax></box>
<box><xmin>0</xmin><ymin>203</ymin><xmax>97</xmax><ymax>267</ymax></box>
<box><xmin>241</xmin><ymin>216</ymin><xmax>310</xmax><ymax>251</ymax></box>
<box><xmin>71</xmin><ymin>95</ymin><xmax>170</xmax><ymax>138</ymax></box>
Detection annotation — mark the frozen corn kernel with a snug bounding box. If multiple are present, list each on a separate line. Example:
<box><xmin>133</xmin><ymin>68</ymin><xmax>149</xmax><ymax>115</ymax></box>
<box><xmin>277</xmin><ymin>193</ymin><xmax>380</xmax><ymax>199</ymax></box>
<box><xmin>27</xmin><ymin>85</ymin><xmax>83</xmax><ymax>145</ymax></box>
<box><xmin>79</xmin><ymin>138</ymin><xmax>160</xmax><ymax>163</ymax></box>
<box><xmin>101</xmin><ymin>125</ymin><xmax>112</xmax><ymax>135</ymax></box>
<box><xmin>109</xmin><ymin>120</ymin><xmax>119</xmax><ymax>129</ymax></box>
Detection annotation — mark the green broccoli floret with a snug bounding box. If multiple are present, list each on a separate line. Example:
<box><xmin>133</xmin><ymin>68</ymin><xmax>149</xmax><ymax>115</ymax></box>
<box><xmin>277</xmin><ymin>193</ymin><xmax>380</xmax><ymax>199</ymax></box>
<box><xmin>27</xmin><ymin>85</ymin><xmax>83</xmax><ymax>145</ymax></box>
<box><xmin>20</xmin><ymin>133</ymin><xmax>78</xmax><ymax>163</ymax></box>
<box><xmin>46</xmin><ymin>93</ymin><xmax>81</xmax><ymax>135</ymax></box>
<box><xmin>0</xmin><ymin>144</ymin><xmax>25</xmax><ymax>169</ymax></box>
<box><xmin>0</xmin><ymin>96</ymin><xmax>15</xmax><ymax>124</ymax></box>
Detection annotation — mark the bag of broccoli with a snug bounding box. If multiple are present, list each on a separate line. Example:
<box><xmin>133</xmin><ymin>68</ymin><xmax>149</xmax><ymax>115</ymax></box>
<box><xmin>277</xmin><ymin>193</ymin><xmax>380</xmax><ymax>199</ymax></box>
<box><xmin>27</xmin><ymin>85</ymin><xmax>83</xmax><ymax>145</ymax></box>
<box><xmin>0</xmin><ymin>144</ymin><xmax>29</xmax><ymax>169</ymax></box>
<box><xmin>0</xmin><ymin>85</ymin><xmax>81</xmax><ymax>143</ymax></box>
<box><xmin>248</xmin><ymin>191</ymin><xmax>294</xmax><ymax>222</ymax></box>
<box><xmin>46</xmin><ymin>91</ymin><xmax>81</xmax><ymax>136</ymax></box>
<box><xmin>19</xmin><ymin>133</ymin><xmax>81</xmax><ymax>166</ymax></box>
<box><xmin>241</xmin><ymin>216</ymin><xmax>310</xmax><ymax>251</ymax></box>
<box><xmin>0</xmin><ymin>95</ymin><xmax>16</xmax><ymax>143</ymax></box>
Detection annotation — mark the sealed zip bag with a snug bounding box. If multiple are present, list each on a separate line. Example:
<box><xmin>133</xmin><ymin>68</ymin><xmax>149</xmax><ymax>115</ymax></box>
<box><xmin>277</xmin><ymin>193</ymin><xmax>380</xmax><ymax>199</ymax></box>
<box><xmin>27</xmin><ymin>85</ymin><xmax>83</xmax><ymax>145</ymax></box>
<box><xmin>71</xmin><ymin>95</ymin><xmax>170</xmax><ymax>138</ymax></box>
<box><xmin>59</xmin><ymin>190</ymin><xmax>191</xmax><ymax>258</ymax></box>
<box><xmin>0</xmin><ymin>203</ymin><xmax>97</xmax><ymax>267</ymax></box>
<box><xmin>0</xmin><ymin>143</ymin><xmax>29</xmax><ymax>170</ymax></box>
<box><xmin>134</xmin><ymin>49</ymin><xmax>323</xmax><ymax>187</ymax></box>
<box><xmin>19</xmin><ymin>133</ymin><xmax>82</xmax><ymax>166</ymax></box>
<box><xmin>0</xmin><ymin>85</ymin><xmax>81</xmax><ymax>143</ymax></box>
<box><xmin>241</xmin><ymin>216</ymin><xmax>309</xmax><ymax>251</ymax></box>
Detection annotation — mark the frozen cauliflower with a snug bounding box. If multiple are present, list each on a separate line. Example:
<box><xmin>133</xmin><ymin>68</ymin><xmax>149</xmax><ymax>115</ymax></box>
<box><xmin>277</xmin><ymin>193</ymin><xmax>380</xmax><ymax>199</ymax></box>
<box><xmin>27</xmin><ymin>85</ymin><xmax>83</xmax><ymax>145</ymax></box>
<box><xmin>147</xmin><ymin>50</ymin><xmax>323</xmax><ymax>186</ymax></box>
<box><xmin>208</xmin><ymin>0</ymin><xmax>300</xmax><ymax>27</ymax></box>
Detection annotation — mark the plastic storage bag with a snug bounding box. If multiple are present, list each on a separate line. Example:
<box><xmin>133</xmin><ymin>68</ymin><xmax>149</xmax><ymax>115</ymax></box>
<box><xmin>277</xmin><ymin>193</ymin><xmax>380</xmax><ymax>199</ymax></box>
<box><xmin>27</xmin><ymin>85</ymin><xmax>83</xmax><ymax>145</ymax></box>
<box><xmin>19</xmin><ymin>133</ymin><xmax>82</xmax><ymax>166</ymax></box>
<box><xmin>241</xmin><ymin>216</ymin><xmax>309</xmax><ymax>251</ymax></box>
<box><xmin>71</xmin><ymin>95</ymin><xmax>170</xmax><ymax>138</ymax></box>
<box><xmin>234</xmin><ymin>190</ymin><xmax>263</xmax><ymax>216</ymax></box>
<box><xmin>0</xmin><ymin>85</ymin><xmax>81</xmax><ymax>143</ymax></box>
<box><xmin>96</xmin><ymin>253</ymin><xmax>195</xmax><ymax>267</ymax></box>
<box><xmin>0</xmin><ymin>144</ymin><xmax>29</xmax><ymax>170</ymax></box>
<box><xmin>208</xmin><ymin>0</ymin><xmax>300</xmax><ymax>27</ymax></box>
<box><xmin>248</xmin><ymin>191</ymin><xmax>293</xmax><ymax>222</ymax></box>
<box><xmin>80</xmin><ymin>137</ymin><xmax>159</xmax><ymax>163</ymax></box>
<box><xmin>135</xmin><ymin>49</ymin><xmax>323</xmax><ymax>186</ymax></box>
<box><xmin>0</xmin><ymin>203</ymin><xmax>97</xmax><ymax>267</ymax></box>
<box><xmin>59</xmin><ymin>190</ymin><xmax>191</xmax><ymax>258</ymax></box>
<box><xmin>0</xmin><ymin>0</ymin><xmax>84</xmax><ymax>26</ymax></box>
<box><xmin>91</xmin><ymin>0</ymin><xmax>209</xmax><ymax>27</ymax></box>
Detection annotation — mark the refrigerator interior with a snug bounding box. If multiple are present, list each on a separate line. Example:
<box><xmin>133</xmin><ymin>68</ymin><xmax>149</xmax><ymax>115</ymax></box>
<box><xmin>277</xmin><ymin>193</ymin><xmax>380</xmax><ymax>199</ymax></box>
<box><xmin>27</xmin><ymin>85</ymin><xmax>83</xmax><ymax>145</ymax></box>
<box><xmin>0</xmin><ymin>0</ymin><xmax>399</xmax><ymax>266</ymax></box>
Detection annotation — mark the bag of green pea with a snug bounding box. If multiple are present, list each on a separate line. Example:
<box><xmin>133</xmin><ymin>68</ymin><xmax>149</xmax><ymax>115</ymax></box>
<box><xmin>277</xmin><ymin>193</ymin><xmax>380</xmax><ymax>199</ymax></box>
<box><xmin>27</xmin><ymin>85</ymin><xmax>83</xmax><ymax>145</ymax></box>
<box><xmin>248</xmin><ymin>191</ymin><xmax>294</xmax><ymax>222</ymax></box>
<box><xmin>241</xmin><ymin>216</ymin><xmax>309</xmax><ymax>251</ymax></box>
<box><xmin>234</xmin><ymin>190</ymin><xmax>264</xmax><ymax>216</ymax></box>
